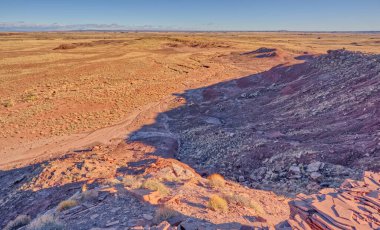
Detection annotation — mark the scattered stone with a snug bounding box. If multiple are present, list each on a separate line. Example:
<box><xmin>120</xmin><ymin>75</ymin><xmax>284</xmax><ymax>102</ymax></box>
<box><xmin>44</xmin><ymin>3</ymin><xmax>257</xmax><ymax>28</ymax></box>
<box><xmin>166</xmin><ymin>215</ymin><xmax>186</xmax><ymax>226</ymax></box>
<box><xmin>309</xmin><ymin>172</ymin><xmax>322</xmax><ymax>181</ymax></box>
<box><xmin>179</xmin><ymin>219</ymin><xmax>198</xmax><ymax>230</ymax></box>
<box><xmin>153</xmin><ymin>221</ymin><xmax>171</xmax><ymax>230</ymax></box>
<box><xmin>105</xmin><ymin>220</ymin><xmax>120</xmax><ymax>227</ymax></box>
<box><xmin>238</xmin><ymin>176</ymin><xmax>245</xmax><ymax>182</ymax></box>
<box><xmin>129</xmin><ymin>226</ymin><xmax>144</xmax><ymax>230</ymax></box>
<box><xmin>142</xmin><ymin>214</ymin><xmax>153</xmax><ymax>221</ymax></box>
<box><xmin>306</xmin><ymin>162</ymin><xmax>322</xmax><ymax>173</ymax></box>
<box><xmin>250</xmin><ymin>167</ymin><xmax>267</xmax><ymax>181</ymax></box>
<box><xmin>288</xmin><ymin>166</ymin><xmax>302</xmax><ymax>179</ymax></box>
<box><xmin>203</xmin><ymin>116</ymin><xmax>222</xmax><ymax>125</ymax></box>
<box><xmin>90</xmin><ymin>214</ymin><xmax>99</xmax><ymax>220</ymax></box>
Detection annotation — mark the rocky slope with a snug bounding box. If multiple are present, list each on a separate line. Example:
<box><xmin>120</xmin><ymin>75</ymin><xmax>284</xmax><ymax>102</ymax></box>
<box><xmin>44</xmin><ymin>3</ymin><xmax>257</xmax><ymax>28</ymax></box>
<box><xmin>159</xmin><ymin>49</ymin><xmax>380</xmax><ymax>196</ymax></box>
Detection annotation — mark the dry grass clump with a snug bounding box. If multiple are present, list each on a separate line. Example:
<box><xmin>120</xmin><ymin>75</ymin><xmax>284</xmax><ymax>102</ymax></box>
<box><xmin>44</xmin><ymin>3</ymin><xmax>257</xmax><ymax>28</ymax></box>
<box><xmin>27</xmin><ymin>214</ymin><xmax>64</xmax><ymax>230</ymax></box>
<box><xmin>141</xmin><ymin>179</ymin><xmax>170</xmax><ymax>195</ymax></box>
<box><xmin>122</xmin><ymin>175</ymin><xmax>143</xmax><ymax>188</ymax></box>
<box><xmin>1</xmin><ymin>99</ymin><xmax>14</xmax><ymax>108</ymax></box>
<box><xmin>80</xmin><ymin>189</ymin><xmax>99</xmax><ymax>201</ymax></box>
<box><xmin>153</xmin><ymin>207</ymin><xmax>178</xmax><ymax>224</ymax></box>
<box><xmin>207</xmin><ymin>173</ymin><xmax>225</xmax><ymax>188</ymax></box>
<box><xmin>57</xmin><ymin>199</ymin><xmax>78</xmax><ymax>212</ymax></box>
<box><xmin>208</xmin><ymin>194</ymin><xmax>228</xmax><ymax>212</ymax></box>
<box><xmin>223</xmin><ymin>192</ymin><xmax>264</xmax><ymax>214</ymax></box>
<box><xmin>22</xmin><ymin>91</ymin><xmax>38</xmax><ymax>102</ymax></box>
<box><xmin>223</xmin><ymin>193</ymin><xmax>251</xmax><ymax>207</ymax></box>
<box><xmin>4</xmin><ymin>215</ymin><xmax>31</xmax><ymax>230</ymax></box>
<box><xmin>249</xmin><ymin>200</ymin><xmax>265</xmax><ymax>215</ymax></box>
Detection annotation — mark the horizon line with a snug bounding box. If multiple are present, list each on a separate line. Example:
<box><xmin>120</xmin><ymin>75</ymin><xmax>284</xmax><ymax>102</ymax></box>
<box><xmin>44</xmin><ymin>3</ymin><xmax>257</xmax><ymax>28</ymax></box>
<box><xmin>1</xmin><ymin>29</ymin><xmax>380</xmax><ymax>33</ymax></box>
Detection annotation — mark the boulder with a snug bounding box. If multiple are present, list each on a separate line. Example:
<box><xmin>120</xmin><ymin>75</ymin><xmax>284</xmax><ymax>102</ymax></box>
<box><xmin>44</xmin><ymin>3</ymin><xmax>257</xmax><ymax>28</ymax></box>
<box><xmin>309</xmin><ymin>172</ymin><xmax>322</xmax><ymax>181</ymax></box>
<box><xmin>288</xmin><ymin>166</ymin><xmax>302</xmax><ymax>179</ymax></box>
<box><xmin>306</xmin><ymin>162</ymin><xmax>322</xmax><ymax>173</ymax></box>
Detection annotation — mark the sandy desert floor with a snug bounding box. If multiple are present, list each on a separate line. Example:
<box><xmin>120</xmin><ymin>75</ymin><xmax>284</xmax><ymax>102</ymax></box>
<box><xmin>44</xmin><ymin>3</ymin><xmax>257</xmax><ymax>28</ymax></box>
<box><xmin>1</xmin><ymin>32</ymin><xmax>380</xmax><ymax>229</ymax></box>
<box><xmin>1</xmin><ymin>32</ymin><xmax>380</xmax><ymax>168</ymax></box>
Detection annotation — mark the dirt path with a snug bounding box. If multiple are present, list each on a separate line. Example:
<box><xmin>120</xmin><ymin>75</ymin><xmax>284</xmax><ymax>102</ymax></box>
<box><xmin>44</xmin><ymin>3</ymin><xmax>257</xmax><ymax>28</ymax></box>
<box><xmin>0</xmin><ymin>58</ymin><xmax>242</xmax><ymax>169</ymax></box>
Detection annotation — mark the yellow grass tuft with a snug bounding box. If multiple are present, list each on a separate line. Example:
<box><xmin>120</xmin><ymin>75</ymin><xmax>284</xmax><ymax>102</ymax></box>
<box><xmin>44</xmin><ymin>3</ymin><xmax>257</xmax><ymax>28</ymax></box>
<box><xmin>223</xmin><ymin>192</ymin><xmax>264</xmax><ymax>214</ymax></box>
<box><xmin>141</xmin><ymin>179</ymin><xmax>170</xmax><ymax>196</ymax></box>
<box><xmin>4</xmin><ymin>215</ymin><xmax>31</xmax><ymax>230</ymax></box>
<box><xmin>207</xmin><ymin>173</ymin><xmax>225</xmax><ymax>188</ymax></box>
<box><xmin>208</xmin><ymin>194</ymin><xmax>228</xmax><ymax>212</ymax></box>
<box><xmin>223</xmin><ymin>193</ymin><xmax>250</xmax><ymax>207</ymax></box>
<box><xmin>80</xmin><ymin>189</ymin><xmax>99</xmax><ymax>201</ymax></box>
<box><xmin>122</xmin><ymin>175</ymin><xmax>143</xmax><ymax>188</ymax></box>
<box><xmin>27</xmin><ymin>214</ymin><xmax>64</xmax><ymax>230</ymax></box>
<box><xmin>57</xmin><ymin>199</ymin><xmax>78</xmax><ymax>212</ymax></box>
<box><xmin>249</xmin><ymin>200</ymin><xmax>265</xmax><ymax>215</ymax></box>
<box><xmin>153</xmin><ymin>207</ymin><xmax>178</xmax><ymax>224</ymax></box>
<box><xmin>1</xmin><ymin>99</ymin><xmax>14</xmax><ymax>108</ymax></box>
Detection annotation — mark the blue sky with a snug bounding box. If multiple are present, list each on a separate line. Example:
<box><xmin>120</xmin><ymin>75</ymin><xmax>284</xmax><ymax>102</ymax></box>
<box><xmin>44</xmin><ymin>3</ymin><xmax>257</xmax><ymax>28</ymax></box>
<box><xmin>1</xmin><ymin>0</ymin><xmax>380</xmax><ymax>31</ymax></box>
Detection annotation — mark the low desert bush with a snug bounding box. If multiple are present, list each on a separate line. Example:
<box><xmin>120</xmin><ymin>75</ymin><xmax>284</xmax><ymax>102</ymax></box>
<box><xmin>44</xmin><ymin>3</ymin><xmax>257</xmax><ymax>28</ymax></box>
<box><xmin>2</xmin><ymin>99</ymin><xmax>14</xmax><ymax>108</ymax></box>
<box><xmin>122</xmin><ymin>175</ymin><xmax>143</xmax><ymax>188</ymax></box>
<box><xmin>153</xmin><ymin>207</ymin><xmax>178</xmax><ymax>224</ymax></box>
<box><xmin>223</xmin><ymin>193</ymin><xmax>251</xmax><ymax>207</ymax></box>
<box><xmin>223</xmin><ymin>192</ymin><xmax>264</xmax><ymax>214</ymax></box>
<box><xmin>208</xmin><ymin>194</ymin><xmax>228</xmax><ymax>212</ymax></box>
<box><xmin>249</xmin><ymin>200</ymin><xmax>264</xmax><ymax>215</ymax></box>
<box><xmin>57</xmin><ymin>199</ymin><xmax>78</xmax><ymax>212</ymax></box>
<box><xmin>27</xmin><ymin>214</ymin><xmax>64</xmax><ymax>230</ymax></box>
<box><xmin>4</xmin><ymin>215</ymin><xmax>31</xmax><ymax>230</ymax></box>
<box><xmin>80</xmin><ymin>189</ymin><xmax>99</xmax><ymax>202</ymax></box>
<box><xmin>207</xmin><ymin>173</ymin><xmax>225</xmax><ymax>188</ymax></box>
<box><xmin>22</xmin><ymin>92</ymin><xmax>38</xmax><ymax>102</ymax></box>
<box><xmin>141</xmin><ymin>179</ymin><xmax>169</xmax><ymax>195</ymax></box>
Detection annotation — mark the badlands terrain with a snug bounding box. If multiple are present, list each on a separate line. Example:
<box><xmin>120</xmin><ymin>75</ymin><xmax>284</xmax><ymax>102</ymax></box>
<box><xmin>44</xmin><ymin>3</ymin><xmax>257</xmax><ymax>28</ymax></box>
<box><xmin>0</xmin><ymin>32</ymin><xmax>379</xmax><ymax>229</ymax></box>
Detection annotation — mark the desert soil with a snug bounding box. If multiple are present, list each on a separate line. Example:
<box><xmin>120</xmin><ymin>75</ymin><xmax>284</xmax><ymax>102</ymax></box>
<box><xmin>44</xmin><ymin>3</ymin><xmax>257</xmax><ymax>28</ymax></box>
<box><xmin>0</xmin><ymin>32</ymin><xmax>380</xmax><ymax>229</ymax></box>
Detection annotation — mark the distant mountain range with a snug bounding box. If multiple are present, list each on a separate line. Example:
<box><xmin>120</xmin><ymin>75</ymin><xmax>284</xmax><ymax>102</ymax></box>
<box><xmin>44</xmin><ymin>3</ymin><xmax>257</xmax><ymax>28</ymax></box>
<box><xmin>1</xmin><ymin>22</ymin><xmax>380</xmax><ymax>33</ymax></box>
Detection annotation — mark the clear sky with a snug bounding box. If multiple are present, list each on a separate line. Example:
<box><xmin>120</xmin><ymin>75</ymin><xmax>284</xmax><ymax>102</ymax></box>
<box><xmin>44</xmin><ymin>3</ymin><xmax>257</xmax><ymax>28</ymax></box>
<box><xmin>1</xmin><ymin>0</ymin><xmax>380</xmax><ymax>31</ymax></box>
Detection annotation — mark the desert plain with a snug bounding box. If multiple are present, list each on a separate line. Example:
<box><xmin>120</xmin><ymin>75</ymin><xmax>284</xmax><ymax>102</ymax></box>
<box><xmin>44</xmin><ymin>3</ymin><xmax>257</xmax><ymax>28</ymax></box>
<box><xmin>0</xmin><ymin>32</ymin><xmax>380</xmax><ymax>229</ymax></box>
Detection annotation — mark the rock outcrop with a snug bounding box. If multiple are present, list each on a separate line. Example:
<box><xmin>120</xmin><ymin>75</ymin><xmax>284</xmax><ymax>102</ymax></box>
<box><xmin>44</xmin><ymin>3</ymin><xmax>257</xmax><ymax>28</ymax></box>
<box><xmin>289</xmin><ymin>171</ymin><xmax>380</xmax><ymax>229</ymax></box>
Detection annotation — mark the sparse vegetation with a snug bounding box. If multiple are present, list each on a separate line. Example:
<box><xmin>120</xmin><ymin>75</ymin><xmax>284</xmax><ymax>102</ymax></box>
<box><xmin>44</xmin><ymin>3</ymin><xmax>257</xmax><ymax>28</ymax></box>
<box><xmin>161</xmin><ymin>174</ymin><xmax>181</xmax><ymax>182</ymax></box>
<box><xmin>4</xmin><ymin>215</ymin><xmax>31</xmax><ymax>230</ymax></box>
<box><xmin>208</xmin><ymin>194</ymin><xmax>228</xmax><ymax>212</ymax></box>
<box><xmin>207</xmin><ymin>173</ymin><xmax>225</xmax><ymax>188</ymax></box>
<box><xmin>141</xmin><ymin>179</ymin><xmax>170</xmax><ymax>195</ymax></box>
<box><xmin>80</xmin><ymin>189</ymin><xmax>99</xmax><ymax>201</ymax></box>
<box><xmin>249</xmin><ymin>200</ymin><xmax>265</xmax><ymax>215</ymax></box>
<box><xmin>27</xmin><ymin>214</ymin><xmax>64</xmax><ymax>230</ymax></box>
<box><xmin>222</xmin><ymin>192</ymin><xmax>264</xmax><ymax>214</ymax></box>
<box><xmin>153</xmin><ymin>207</ymin><xmax>179</xmax><ymax>224</ymax></box>
<box><xmin>223</xmin><ymin>193</ymin><xmax>251</xmax><ymax>207</ymax></box>
<box><xmin>57</xmin><ymin>199</ymin><xmax>78</xmax><ymax>212</ymax></box>
<box><xmin>1</xmin><ymin>99</ymin><xmax>14</xmax><ymax>108</ymax></box>
<box><xmin>122</xmin><ymin>175</ymin><xmax>143</xmax><ymax>188</ymax></box>
<box><xmin>22</xmin><ymin>91</ymin><xmax>38</xmax><ymax>102</ymax></box>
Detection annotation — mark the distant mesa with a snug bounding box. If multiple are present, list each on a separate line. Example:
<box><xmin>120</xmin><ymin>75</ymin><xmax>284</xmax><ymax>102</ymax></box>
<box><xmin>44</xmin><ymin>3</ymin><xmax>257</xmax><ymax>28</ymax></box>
<box><xmin>241</xmin><ymin>47</ymin><xmax>277</xmax><ymax>58</ymax></box>
<box><xmin>53</xmin><ymin>40</ymin><xmax>125</xmax><ymax>50</ymax></box>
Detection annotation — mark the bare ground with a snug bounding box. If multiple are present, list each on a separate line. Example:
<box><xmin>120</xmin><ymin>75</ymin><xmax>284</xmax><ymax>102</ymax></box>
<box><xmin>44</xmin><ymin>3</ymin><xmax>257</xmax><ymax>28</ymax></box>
<box><xmin>1</xmin><ymin>32</ymin><xmax>380</xmax><ymax>229</ymax></box>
